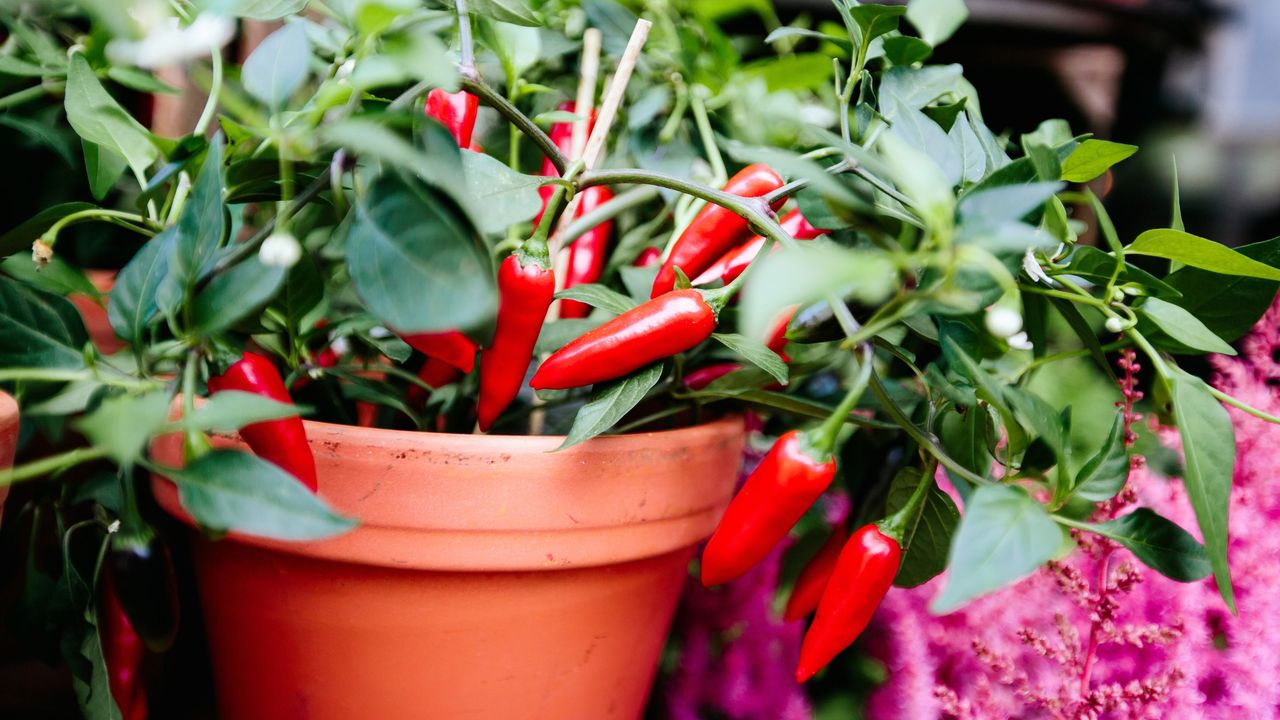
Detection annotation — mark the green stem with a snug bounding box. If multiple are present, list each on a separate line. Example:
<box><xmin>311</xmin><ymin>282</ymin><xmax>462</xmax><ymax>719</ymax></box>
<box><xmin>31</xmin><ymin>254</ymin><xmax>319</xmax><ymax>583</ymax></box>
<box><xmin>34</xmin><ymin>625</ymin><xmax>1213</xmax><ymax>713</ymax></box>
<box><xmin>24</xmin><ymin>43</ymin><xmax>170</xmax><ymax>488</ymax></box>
<box><xmin>0</xmin><ymin>447</ymin><xmax>111</xmax><ymax>487</ymax></box>
<box><xmin>0</xmin><ymin>368</ymin><xmax>153</xmax><ymax>388</ymax></box>
<box><xmin>557</xmin><ymin>186</ymin><xmax>658</xmax><ymax>249</ymax></box>
<box><xmin>811</xmin><ymin>343</ymin><xmax>875</xmax><ymax>455</ymax></box>
<box><xmin>1209</xmin><ymin>386</ymin><xmax>1280</xmax><ymax>425</ymax></box>
<box><xmin>40</xmin><ymin>209</ymin><xmax>161</xmax><ymax>248</ymax></box>
<box><xmin>762</xmin><ymin>158</ymin><xmax>856</xmax><ymax>207</ymax></box>
<box><xmin>869</xmin><ymin>370</ymin><xmax>989</xmax><ymax>487</ymax></box>
<box><xmin>1026</xmin><ymin>341</ymin><xmax>1129</xmax><ymax>371</ymax></box>
<box><xmin>214</xmin><ymin>166</ymin><xmax>332</xmax><ymax>272</ymax></box>
<box><xmin>194</xmin><ymin>41</ymin><xmax>223</xmax><ymax>136</ymax></box>
<box><xmin>459</xmin><ymin>75</ymin><xmax>567</xmax><ymax>174</ymax></box>
<box><xmin>0</xmin><ymin>83</ymin><xmax>50</xmax><ymax>111</ymax></box>
<box><xmin>880</xmin><ymin>456</ymin><xmax>938</xmax><ymax>543</ymax></box>
<box><xmin>673</xmin><ymin>388</ymin><xmax>897</xmax><ymax>430</ymax></box>
<box><xmin>689</xmin><ymin>86</ymin><xmax>726</xmax><ymax>182</ymax></box>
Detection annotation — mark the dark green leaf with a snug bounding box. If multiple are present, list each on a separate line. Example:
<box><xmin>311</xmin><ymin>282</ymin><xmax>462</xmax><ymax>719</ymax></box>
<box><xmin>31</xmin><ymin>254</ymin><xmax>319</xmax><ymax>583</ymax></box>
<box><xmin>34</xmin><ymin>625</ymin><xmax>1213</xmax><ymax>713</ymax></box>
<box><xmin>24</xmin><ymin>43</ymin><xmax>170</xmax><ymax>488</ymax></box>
<box><xmin>711</xmin><ymin>333</ymin><xmax>789</xmax><ymax>385</ymax></box>
<box><xmin>82</xmin><ymin>140</ymin><xmax>129</xmax><ymax>201</ymax></box>
<box><xmin>73</xmin><ymin>391</ymin><xmax>171</xmax><ymax>465</ymax></box>
<box><xmin>0</xmin><ymin>255</ymin><xmax>98</xmax><ymax>297</ymax></box>
<box><xmin>535</xmin><ymin>318</ymin><xmax>605</xmax><ymax>355</ymax></box>
<box><xmin>1137</xmin><ymin>297</ymin><xmax>1236</xmax><ymax>356</ymax></box>
<box><xmin>1062</xmin><ymin>246</ymin><xmax>1182</xmax><ymax>300</ymax></box>
<box><xmin>1047</xmin><ymin>298</ymin><xmax>1117</xmax><ymax>383</ymax></box>
<box><xmin>189</xmin><ymin>257</ymin><xmax>286</xmax><ymax>336</ymax></box>
<box><xmin>1060</xmin><ymin>139</ymin><xmax>1138</xmax><ymax>183</ymax></box>
<box><xmin>170</xmin><ymin>450</ymin><xmax>356</xmax><ymax>540</ymax></box>
<box><xmin>0</xmin><ymin>202</ymin><xmax>97</xmax><ymax>258</ymax></box>
<box><xmin>174</xmin><ymin>391</ymin><xmax>302</xmax><ymax>433</ymax></box>
<box><xmin>558</xmin><ymin>363</ymin><xmax>663</xmax><ymax>449</ymax></box>
<box><xmin>933</xmin><ymin>484</ymin><xmax>1067</xmax><ymax>613</ymax></box>
<box><xmin>883</xmin><ymin>36</ymin><xmax>932</xmax><ymax>66</ymax></box>
<box><xmin>554</xmin><ymin>284</ymin><xmax>637</xmax><ymax>315</ymax></box>
<box><xmin>108</xmin><ymin>228</ymin><xmax>174</xmax><ymax>344</ymax></box>
<box><xmin>242</xmin><ymin>22</ymin><xmax>311</xmax><ymax>108</ymax></box>
<box><xmin>958</xmin><ymin>182</ymin><xmax>1063</xmax><ymax>225</ymax></box>
<box><xmin>1072</xmin><ymin>413</ymin><xmax>1128</xmax><ymax>502</ymax></box>
<box><xmin>1128</xmin><ymin>229</ymin><xmax>1280</xmax><ymax>280</ymax></box>
<box><xmin>0</xmin><ymin>275</ymin><xmax>89</xmax><ymax>368</ymax></box>
<box><xmin>466</xmin><ymin>0</ymin><xmax>544</xmax><ymax>26</ymax></box>
<box><xmin>64</xmin><ymin>53</ymin><xmax>157</xmax><ymax>174</ymax></box>
<box><xmin>848</xmin><ymin>4</ymin><xmax>907</xmax><ymax>46</ymax></box>
<box><xmin>346</xmin><ymin>173</ymin><xmax>496</xmax><ymax>335</ymax></box>
<box><xmin>162</xmin><ymin>134</ymin><xmax>226</xmax><ymax>310</ymax></box>
<box><xmin>460</xmin><ymin>150</ymin><xmax>543</xmax><ymax>234</ymax></box>
<box><xmin>1087</xmin><ymin>508</ymin><xmax>1211</xmax><ymax>582</ymax></box>
<box><xmin>1167</xmin><ymin>370</ymin><xmax>1235</xmax><ymax>610</ymax></box>
<box><xmin>886</xmin><ymin>468</ymin><xmax>960</xmax><ymax>587</ymax></box>
<box><xmin>938</xmin><ymin>408</ymin><xmax>991</xmax><ymax>493</ymax></box>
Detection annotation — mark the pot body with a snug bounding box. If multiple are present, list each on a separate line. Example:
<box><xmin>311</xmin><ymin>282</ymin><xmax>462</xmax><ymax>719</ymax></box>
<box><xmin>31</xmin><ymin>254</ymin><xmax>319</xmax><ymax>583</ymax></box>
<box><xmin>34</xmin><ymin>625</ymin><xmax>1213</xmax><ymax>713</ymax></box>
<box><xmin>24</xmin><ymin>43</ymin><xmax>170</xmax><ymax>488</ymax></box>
<box><xmin>152</xmin><ymin>417</ymin><xmax>743</xmax><ymax>720</ymax></box>
<box><xmin>0</xmin><ymin>392</ymin><xmax>16</xmax><ymax>512</ymax></box>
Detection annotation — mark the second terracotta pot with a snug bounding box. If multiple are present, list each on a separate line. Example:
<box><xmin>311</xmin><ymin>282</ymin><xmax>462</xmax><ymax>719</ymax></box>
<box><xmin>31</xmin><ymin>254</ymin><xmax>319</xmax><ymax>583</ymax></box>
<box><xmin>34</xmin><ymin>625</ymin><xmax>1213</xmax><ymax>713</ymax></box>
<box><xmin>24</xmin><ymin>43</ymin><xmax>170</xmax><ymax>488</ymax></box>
<box><xmin>153</xmin><ymin>416</ymin><xmax>743</xmax><ymax>720</ymax></box>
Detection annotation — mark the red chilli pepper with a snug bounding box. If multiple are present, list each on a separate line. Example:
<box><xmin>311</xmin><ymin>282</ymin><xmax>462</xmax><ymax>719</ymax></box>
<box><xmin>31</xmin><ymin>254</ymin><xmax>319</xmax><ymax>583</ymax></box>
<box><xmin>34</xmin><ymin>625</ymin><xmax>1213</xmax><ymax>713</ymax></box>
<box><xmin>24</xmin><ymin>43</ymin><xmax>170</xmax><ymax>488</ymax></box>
<box><xmin>531</xmin><ymin>289</ymin><xmax>718</xmax><ymax>390</ymax></box>
<box><xmin>683</xmin><ymin>362</ymin><xmax>741</xmax><ymax>391</ymax></box>
<box><xmin>693</xmin><ymin>208</ymin><xmax>825</xmax><ymax>286</ymax></box>
<box><xmin>477</xmin><ymin>253</ymin><xmax>556</xmax><ymax>431</ymax></box>
<box><xmin>651</xmin><ymin>164</ymin><xmax>785</xmax><ymax>298</ymax></box>
<box><xmin>560</xmin><ymin>186</ymin><xmax>616</xmax><ymax>319</ymax></box>
<box><xmin>700</xmin><ymin>430</ymin><xmax>836</xmax><ymax>586</ymax></box>
<box><xmin>634</xmin><ymin>247</ymin><xmax>662</xmax><ymax>267</ymax></box>
<box><xmin>406</xmin><ymin>357</ymin><xmax>462</xmax><ymax>407</ymax></box>
<box><xmin>795</xmin><ymin>524</ymin><xmax>902</xmax><ymax>682</ymax></box>
<box><xmin>783</xmin><ymin>524</ymin><xmax>848</xmax><ymax>622</ymax></box>
<box><xmin>535</xmin><ymin>102</ymin><xmax>597</xmax><ymax>226</ymax></box>
<box><xmin>766</xmin><ymin>306</ymin><xmax>798</xmax><ymax>362</ymax></box>
<box><xmin>402</xmin><ymin>330</ymin><xmax>477</xmax><ymax>373</ymax></box>
<box><xmin>425</xmin><ymin>88</ymin><xmax>479</xmax><ymax>148</ymax></box>
<box><xmin>208</xmin><ymin>352</ymin><xmax>318</xmax><ymax>492</ymax></box>
<box><xmin>102</xmin><ymin>569</ymin><xmax>148</xmax><ymax>720</ymax></box>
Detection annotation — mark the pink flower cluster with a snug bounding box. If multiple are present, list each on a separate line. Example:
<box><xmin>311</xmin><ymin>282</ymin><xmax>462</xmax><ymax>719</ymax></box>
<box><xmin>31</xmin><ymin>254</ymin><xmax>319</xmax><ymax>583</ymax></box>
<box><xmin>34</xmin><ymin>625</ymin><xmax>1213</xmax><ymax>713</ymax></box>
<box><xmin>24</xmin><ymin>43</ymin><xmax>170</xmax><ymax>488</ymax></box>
<box><xmin>866</xmin><ymin>300</ymin><xmax>1280</xmax><ymax>719</ymax></box>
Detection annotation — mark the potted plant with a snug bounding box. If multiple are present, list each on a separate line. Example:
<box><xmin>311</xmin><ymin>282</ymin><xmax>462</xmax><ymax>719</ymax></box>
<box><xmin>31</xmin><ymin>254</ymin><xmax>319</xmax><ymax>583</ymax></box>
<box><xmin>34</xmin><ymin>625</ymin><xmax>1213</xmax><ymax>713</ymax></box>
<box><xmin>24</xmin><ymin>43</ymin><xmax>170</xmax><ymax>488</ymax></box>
<box><xmin>2</xmin><ymin>0</ymin><xmax>1278</xmax><ymax>718</ymax></box>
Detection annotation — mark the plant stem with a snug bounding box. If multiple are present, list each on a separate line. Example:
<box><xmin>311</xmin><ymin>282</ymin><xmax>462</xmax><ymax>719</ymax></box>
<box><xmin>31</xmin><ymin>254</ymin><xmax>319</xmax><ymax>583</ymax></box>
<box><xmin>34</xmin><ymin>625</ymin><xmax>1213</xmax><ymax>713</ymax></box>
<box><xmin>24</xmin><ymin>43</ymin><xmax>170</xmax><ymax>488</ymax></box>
<box><xmin>40</xmin><ymin>209</ymin><xmax>162</xmax><ymax>248</ymax></box>
<box><xmin>762</xmin><ymin>158</ymin><xmax>856</xmax><ymax>207</ymax></box>
<box><xmin>455</xmin><ymin>0</ymin><xmax>475</xmax><ymax>72</ymax></box>
<box><xmin>1209</xmin><ymin>386</ymin><xmax>1280</xmax><ymax>424</ymax></box>
<box><xmin>0</xmin><ymin>368</ymin><xmax>154</xmax><ymax>388</ymax></box>
<box><xmin>689</xmin><ymin>86</ymin><xmax>726</xmax><ymax>182</ymax></box>
<box><xmin>811</xmin><ymin>342</ymin><xmax>875</xmax><ymax>454</ymax></box>
<box><xmin>0</xmin><ymin>83</ymin><xmax>50</xmax><ymax>111</ymax></box>
<box><xmin>869</xmin><ymin>370</ymin><xmax>989</xmax><ymax>487</ymax></box>
<box><xmin>459</xmin><ymin>75</ymin><xmax>567</xmax><ymax>174</ymax></box>
<box><xmin>194</xmin><ymin>41</ymin><xmax>223</xmax><ymax>136</ymax></box>
<box><xmin>0</xmin><ymin>447</ymin><xmax>110</xmax><ymax>487</ymax></box>
<box><xmin>880</xmin><ymin>456</ymin><xmax>939</xmax><ymax>543</ymax></box>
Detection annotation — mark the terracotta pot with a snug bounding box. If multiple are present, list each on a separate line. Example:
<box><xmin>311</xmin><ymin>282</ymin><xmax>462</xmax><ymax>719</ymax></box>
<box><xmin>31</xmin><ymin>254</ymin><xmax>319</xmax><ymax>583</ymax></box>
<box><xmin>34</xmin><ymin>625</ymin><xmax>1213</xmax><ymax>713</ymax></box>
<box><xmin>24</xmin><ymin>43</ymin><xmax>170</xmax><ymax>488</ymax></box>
<box><xmin>68</xmin><ymin>270</ymin><xmax>125</xmax><ymax>354</ymax></box>
<box><xmin>0</xmin><ymin>392</ymin><xmax>16</xmax><ymax>513</ymax></box>
<box><xmin>152</xmin><ymin>417</ymin><xmax>743</xmax><ymax>719</ymax></box>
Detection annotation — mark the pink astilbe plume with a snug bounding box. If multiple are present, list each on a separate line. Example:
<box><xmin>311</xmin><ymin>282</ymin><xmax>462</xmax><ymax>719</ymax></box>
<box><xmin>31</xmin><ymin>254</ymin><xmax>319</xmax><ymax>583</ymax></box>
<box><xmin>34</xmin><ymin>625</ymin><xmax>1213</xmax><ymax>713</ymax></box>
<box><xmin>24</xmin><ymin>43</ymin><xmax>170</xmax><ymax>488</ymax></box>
<box><xmin>865</xmin><ymin>298</ymin><xmax>1280</xmax><ymax>719</ymax></box>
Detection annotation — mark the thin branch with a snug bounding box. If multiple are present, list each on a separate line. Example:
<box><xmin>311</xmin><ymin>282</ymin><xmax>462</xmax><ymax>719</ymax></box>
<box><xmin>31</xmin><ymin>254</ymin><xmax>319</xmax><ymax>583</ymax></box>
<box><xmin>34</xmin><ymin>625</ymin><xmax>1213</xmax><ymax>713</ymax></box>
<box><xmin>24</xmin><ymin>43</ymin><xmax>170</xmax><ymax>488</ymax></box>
<box><xmin>459</xmin><ymin>75</ymin><xmax>567</xmax><ymax>173</ymax></box>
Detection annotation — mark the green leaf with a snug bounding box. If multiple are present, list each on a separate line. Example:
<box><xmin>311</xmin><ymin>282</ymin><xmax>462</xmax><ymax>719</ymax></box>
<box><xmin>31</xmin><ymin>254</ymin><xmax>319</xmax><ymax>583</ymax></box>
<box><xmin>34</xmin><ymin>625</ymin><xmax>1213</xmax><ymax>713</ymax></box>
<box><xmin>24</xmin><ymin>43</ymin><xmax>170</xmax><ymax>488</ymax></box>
<box><xmin>879</xmin><ymin>64</ymin><xmax>964</xmax><ymax>111</ymax></box>
<box><xmin>742</xmin><ymin>54</ymin><xmax>834</xmax><ymax>92</ymax></box>
<box><xmin>535</xmin><ymin>318</ymin><xmax>604</xmax><ymax>355</ymax></box>
<box><xmin>554</xmin><ymin>284</ymin><xmax>637</xmax><ymax>315</ymax></box>
<box><xmin>1086</xmin><ymin>508</ymin><xmax>1212</xmax><ymax>582</ymax></box>
<box><xmin>0</xmin><ymin>255</ymin><xmax>98</xmax><ymax>298</ymax></box>
<box><xmin>242</xmin><ymin>22</ymin><xmax>311</xmax><ymax>108</ymax></box>
<box><xmin>346</xmin><ymin>173</ymin><xmax>496</xmax><ymax>335</ymax></box>
<box><xmin>740</xmin><ymin>242</ymin><xmax>895</xmax><ymax>342</ymax></box>
<box><xmin>202</xmin><ymin>0</ymin><xmax>309</xmax><ymax>20</ymax></box>
<box><xmin>108</xmin><ymin>228</ymin><xmax>174</xmax><ymax>344</ymax></box>
<box><xmin>848</xmin><ymin>4</ymin><xmax>907</xmax><ymax>46</ymax></box>
<box><xmin>938</xmin><ymin>408</ymin><xmax>991</xmax><ymax>492</ymax></box>
<box><xmin>886</xmin><ymin>468</ymin><xmax>960</xmax><ymax>587</ymax></box>
<box><xmin>1072</xmin><ymin>413</ymin><xmax>1128</xmax><ymax>502</ymax></box>
<box><xmin>64</xmin><ymin>54</ymin><xmax>157</xmax><ymax>176</ymax></box>
<box><xmin>170</xmin><ymin>450</ymin><xmax>356</xmax><ymax>540</ymax></box>
<box><xmin>189</xmin><ymin>257</ymin><xmax>287</xmax><ymax>336</ymax></box>
<box><xmin>73</xmin><ymin>391</ymin><xmax>171</xmax><ymax>465</ymax></box>
<box><xmin>765</xmin><ymin>26</ymin><xmax>848</xmax><ymax>46</ymax></box>
<box><xmin>1163</xmin><ymin>236</ymin><xmax>1280</xmax><ymax>341</ymax></box>
<box><xmin>465</xmin><ymin>0</ymin><xmax>544</xmax><ymax>26</ymax></box>
<box><xmin>163</xmin><ymin>134</ymin><xmax>227</xmax><ymax>308</ymax></box>
<box><xmin>175</xmin><ymin>391</ymin><xmax>302</xmax><ymax>432</ymax></box>
<box><xmin>459</xmin><ymin>150</ymin><xmax>543</xmax><ymax>234</ymax></box>
<box><xmin>76</xmin><ymin>609</ymin><xmax>124</xmax><ymax>720</ymax></box>
<box><xmin>906</xmin><ymin>0</ymin><xmax>969</xmax><ymax>46</ymax></box>
<box><xmin>82</xmin><ymin>140</ymin><xmax>129</xmax><ymax>201</ymax></box>
<box><xmin>1060</xmin><ymin>139</ymin><xmax>1138</xmax><ymax>183</ymax></box>
<box><xmin>1137</xmin><ymin>297</ymin><xmax>1236</xmax><ymax>356</ymax></box>
<box><xmin>883</xmin><ymin>99</ymin><xmax>961</xmax><ymax>186</ymax></box>
<box><xmin>0</xmin><ymin>55</ymin><xmax>55</xmax><ymax>77</ymax></box>
<box><xmin>882</xmin><ymin>36</ymin><xmax>933</xmax><ymax>66</ymax></box>
<box><xmin>711</xmin><ymin>333</ymin><xmax>789</xmax><ymax>385</ymax></box>
<box><xmin>1062</xmin><ymin>245</ymin><xmax>1182</xmax><ymax>300</ymax></box>
<box><xmin>1167</xmin><ymin>370</ymin><xmax>1235</xmax><ymax>611</ymax></box>
<box><xmin>1128</xmin><ymin>229</ymin><xmax>1280</xmax><ymax>281</ymax></box>
<box><xmin>0</xmin><ymin>114</ymin><xmax>76</xmax><ymax>168</ymax></box>
<box><xmin>0</xmin><ymin>275</ymin><xmax>89</xmax><ymax>368</ymax></box>
<box><xmin>107</xmin><ymin>66</ymin><xmax>180</xmax><ymax>95</ymax></box>
<box><xmin>932</xmin><ymin>484</ymin><xmax>1067</xmax><ymax>613</ymax></box>
<box><xmin>957</xmin><ymin>181</ymin><xmax>1063</xmax><ymax>225</ymax></box>
<box><xmin>878</xmin><ymin>132</ymin><xmax>955</xmax><ymax>231</ymax></box>
<box><xmin>558</xmin><ymin>363</ymin><xmax>663</xmax><ymax>450</ymax></box>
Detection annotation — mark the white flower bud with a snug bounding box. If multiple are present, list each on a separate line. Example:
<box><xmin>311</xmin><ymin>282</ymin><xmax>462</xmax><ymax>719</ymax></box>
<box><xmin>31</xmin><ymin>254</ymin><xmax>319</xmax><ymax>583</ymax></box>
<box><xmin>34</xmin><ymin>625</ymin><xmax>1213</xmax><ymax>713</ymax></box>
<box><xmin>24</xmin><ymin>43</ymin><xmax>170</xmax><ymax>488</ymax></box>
<box><xmin>1022</xmin><ymin>249</ymin><xmax>1052</xmax><ymax>285</ymax></box>
<box><xmin>259</xmin><ymin>231</ymin><xmax>302</xmax><ymax>267</ymax></box>
<box><xmin>107</xmin><ymin>13</ymin><xmax>235</xmax><ymax>69</ymax></box>
<box><xmin>985</xmin><ymin>306</ymin><xmax>1023</xmax><ymax>339</ymax></box>
<box><xmin>1007</xmin><ymin>331</ymin><xmax>1033</xmax><ymax>351</ymax></box>
<box><xmin>1104</xmin><ymin>316</ymin><xmax>1125</xmax><ymax>334</ymax></box>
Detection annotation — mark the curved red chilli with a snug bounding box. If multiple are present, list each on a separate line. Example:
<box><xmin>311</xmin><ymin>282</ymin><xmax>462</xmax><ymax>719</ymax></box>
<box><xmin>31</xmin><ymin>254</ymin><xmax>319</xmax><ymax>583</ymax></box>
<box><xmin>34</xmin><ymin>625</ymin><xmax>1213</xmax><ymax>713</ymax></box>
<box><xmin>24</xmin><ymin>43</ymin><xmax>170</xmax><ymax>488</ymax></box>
<box><xmin>692</xmin><ymin>208</ymin><xmax>825</xmax><ymax>286</ymax></box>
<box><xmin>530</xmin><ymin>289</ymin><xmax>717</xmax><ymax>390</ymax></box>
<box><xmin>651</xmin><ymin>164</ymin><xmax>785</xmax><ymax>297</ymax></box>
<box><xmin>425</xmin><ymin>88</ymin><xmax>479</xmax><ymax>148</ymax></box>
<box><xmin>477</xmin><ymin>254</ymin><xmax>555</xmax><ymax>431</ymax></box>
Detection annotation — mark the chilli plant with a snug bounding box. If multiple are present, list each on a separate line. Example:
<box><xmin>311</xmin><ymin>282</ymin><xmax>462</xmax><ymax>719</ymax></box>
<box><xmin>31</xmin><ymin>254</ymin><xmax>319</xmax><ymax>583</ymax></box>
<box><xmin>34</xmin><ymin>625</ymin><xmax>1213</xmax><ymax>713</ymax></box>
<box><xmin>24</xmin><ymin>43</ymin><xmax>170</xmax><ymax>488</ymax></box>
<box><xmin>2</xmin><ymin>0</ymin><xmax>1279</xmax><ymax>714</ymax></box>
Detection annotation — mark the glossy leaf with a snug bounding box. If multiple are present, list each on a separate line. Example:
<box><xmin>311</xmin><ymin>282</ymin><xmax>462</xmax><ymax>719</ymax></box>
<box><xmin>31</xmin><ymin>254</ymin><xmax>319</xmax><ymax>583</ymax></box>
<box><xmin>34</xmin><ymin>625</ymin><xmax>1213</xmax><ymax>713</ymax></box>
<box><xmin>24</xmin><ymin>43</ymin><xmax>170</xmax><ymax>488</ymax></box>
<box><xmin>886</xmin><ymin>467</ymin><xmax>960</xmax><ymax>588</ymax></box>
<box><xmin>558</xmin><ymin>363</ymin><xmax>663</xmax><ymax>449</ymax></box>
<box><xmin>174</xmin><ymin>391</ymin><xmax>302</xmax><ymax>433</ymax></box>
<box><xmin>188</xmin><ymin>257</ymin><xmax>287</xmax><ymax>336</ymax></box>
<box><xmin>73</xmin><ymin>391</ymin><xmax>171</xmax><ymax>465</ymax></box>
<box><xmin>108</xmin><ymin>228</ymin><xmax>174</xmax><ymax>344</ymax></box>
<box><xmin>1087</xmin><ymin>508</ymin><xmax>1212</xmax><ymax>582</ymax></box>
<box><xmin>1167</xmin><ymin>370</ymin><xmax>1235</xmax><ymax>610</ymax></box>
<box><xmin>0</xmin><ymin>202</ymin><xmax>97</xmax><ymax>258</ymax></box>
<box><xmin>466</xmin><ymin>0</ymin><xmax>543</xmax><ymax>26</ymax></box>
<box><xmin>1137</xmin><ymin>297</ymin><xmax>1236</xmax><ymax>356</ymax></box>
<box><xmin>554</xmin><ymin>284</ymin><xmax>637</xmax><ymax>315</ymax></box>
<box><xmin>1128</xmin><ymin>229</ymin><xmax>1280</xmax><ymax>281</ymax></box>
<box><xmin>242</xmin><ymin>22</ymin><xmax>311</xmax><ymax>108</ymax></box>
<box><xmin>170</xmin><ymin>450</ymin><xmax>356</xmax><ymax>540</ymax></box>
<box><xmin>933</xmin><ymin>484</ymin><xmax>1067</xmax><ymax>613</ymax></box>
<box><xmin>1163</xmin><ymin>236</ymin><xmax>1280</xmax><ymax>341</ymax></box>
<box><xmin>63</xmin><ymin>53</ymin><xmax>157</xmax><ymax>175</ymax></box>
<box><xmin>459</xmin><ymin>150</ymin><xmax>543</xmax><ymax>234</ymax></box>
<box><xmin>1072</xmin><ymin>413</ymin><xmax>1128</xmax><ymax>502</ymax></box>
<box><xmin>0</xmin><ymin>275</ymin><xmax>89</xmax><ymax>368</ymax></box>
<box><xmin>1060</xmin><ymin>139</ymin><xmax>1138</xmax><ymax>183</ymax></box>
<box><xmin>906</xmin><ymin>0</ymin><xmax>968</xmax><ymax>46</ymax></box>
<box><xmin>711</xmin><ymin>333</ymin><xmax>789</xmax><ymax>385</ymax></box>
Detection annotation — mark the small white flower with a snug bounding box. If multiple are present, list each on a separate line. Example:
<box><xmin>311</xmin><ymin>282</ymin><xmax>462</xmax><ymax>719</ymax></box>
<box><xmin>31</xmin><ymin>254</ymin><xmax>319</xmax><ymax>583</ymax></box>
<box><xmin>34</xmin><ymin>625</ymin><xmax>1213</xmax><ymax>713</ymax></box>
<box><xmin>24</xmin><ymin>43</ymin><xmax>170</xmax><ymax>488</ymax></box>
<box><xmin>368</xmin><ymin>326</ymin><xmax>392</xmax><ymax>339</ymax></box>
<box><xmin>259</xmin><ymin>231</ymin><xmax>302</xmax><ymax>267</ymax></box>
<box><xmin>985</xmin><ymin>306</ymin><xmax>1023</xmax><ymax>339</ymax></box>
<box><xmin>336</xmin><ymin>59</ymin><xmax>355</xmax><ymax>80</ymax></box>
<box><xmin>1104</xmin><ymin>316</ymin><xmax>1126</xmax><ymax>334</ymax></box>
<box><xmin>108</xmin><ymin>519</ymin><xmax>121</xmax><ymax>534</ymax></box>
<box><xmin>1007</xmin><ymin>331</ymin><xmax>1033</xmax><ymax>351</ymax></box>
<box><xmin>1022</xmin><ymin>249</ymin><xmax>1052</xmax><ymax>285</ymax></box>
<box><xmin>329</xmin><ymin>336</ymin><xmax>351</xmax><ymax>356</ymax></box>
<box><xmin>107</xmin><ymin>13</ymin><xmax>235</xmax><ymax>69</ymax></box>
